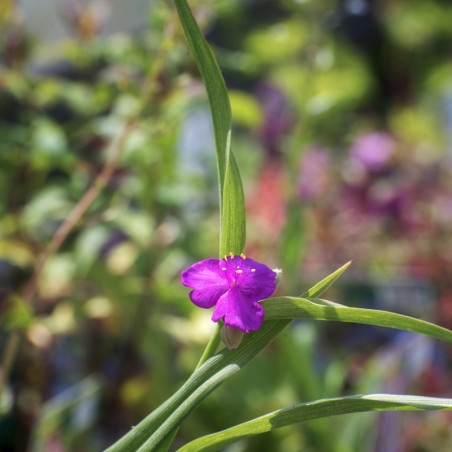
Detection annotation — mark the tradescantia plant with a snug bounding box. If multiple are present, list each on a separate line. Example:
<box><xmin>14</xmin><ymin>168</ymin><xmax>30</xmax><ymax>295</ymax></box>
<box><xmin>181</xmin><ymin>254</ymin><xmax>277</xmax><ymax>336</ymax></box>
<box><xmin>105</xmin><ymin>1</ymin><xmax>452</xmax><ymax>451</ymax></box>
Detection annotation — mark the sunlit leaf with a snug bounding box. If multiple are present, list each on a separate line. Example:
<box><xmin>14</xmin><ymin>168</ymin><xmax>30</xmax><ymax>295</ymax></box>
<box><xmin>262</xmin><ymin>296</ymin><xmax>452</xmax><ymax>344</ymax></box>
<box><xmin>174</xmin><ymin>0</ymin><xmax>245</xmax><ymax>256</ymax></box>
<box><xmin>178</xmin><ymin>394</ymin><xmax>452</xmax><ymax>451</ymax></box>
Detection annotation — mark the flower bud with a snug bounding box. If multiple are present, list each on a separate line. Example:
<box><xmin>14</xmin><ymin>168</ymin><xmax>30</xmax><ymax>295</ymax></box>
<box><xmin>221</xmin><ymin>325</ymin><xmax>243</xmax><ymax>350</ymax></box>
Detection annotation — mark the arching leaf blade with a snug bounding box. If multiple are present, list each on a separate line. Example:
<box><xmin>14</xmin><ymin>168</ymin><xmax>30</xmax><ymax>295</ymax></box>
<box><xmin>301</xmin><ymin>261</ymin><xmax>352</xmax><ymax>297</ymax></box>
<box><xmin>262</xmin><ymin>297</ymin><xmax>452</xmax><ymax>344</ymax></box>
<box><xmin>177</xmin><ymin>394</ymin><xmax>452</xmax><ymax>451</ymax></box>
<box><xmin>174</xmin><ymin>0</ymin><xmax>230</xmax><ymax>183</ymax></box>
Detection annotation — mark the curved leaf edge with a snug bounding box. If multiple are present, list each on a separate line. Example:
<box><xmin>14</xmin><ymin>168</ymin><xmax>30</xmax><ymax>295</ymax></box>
<box><xmin>261</xmin><ymin>296</ymin><xmax>452</xmax><ymax>344</ymax></box>
<box><xmin>177</xmin><ymin>394</ymin><xmax>452</xmax><ymax>451</ymax></box>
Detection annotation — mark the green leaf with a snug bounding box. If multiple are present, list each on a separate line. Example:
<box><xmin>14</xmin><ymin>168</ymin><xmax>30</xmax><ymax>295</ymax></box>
<box><xmin>302</xmin><ymin>261</ymin><xmax>352</xmax><ymax>297</ymax></box>
<box><xmin>105</xmin><ymin>263</ymin><xmax>350</xmax><ymax>452</ymax></box>
<box><xmin>174</xmin><ymin>0</ymin><xmax>245</xmax><ymax>256</ymax></box>
<box><xmin>262</xmin><ymin>296</ymin><xmax>452</xmax><ymax>344</ymax></box>
<box><xmin>177</xmin><ymin>394</ymin><xmax>452</xmax><ymax>451</ymax></box>
<box><xmin>221</xmin><ymin>156</ymin><xmax>246</xmax><ymax>256</ymax></box>
<box><xmin>173</xmin><ymin>0</ymin><xmax>230</xmax><ymax>181</ymax></box>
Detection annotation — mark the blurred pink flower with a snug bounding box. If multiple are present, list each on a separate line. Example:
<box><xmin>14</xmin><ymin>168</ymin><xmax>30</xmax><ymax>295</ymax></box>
<box><xmin>350</xmin><ymin>132</ymin><xmax>395</xmax><ymax>172</ymax></box>
<box><xmin>297</xmin><ymin>148</ymin><xmax>331</xmax><ymax>201</ymax></box>
<box><xmin>255</xmin><ymin>83</ymin><xmax>293</xmax><ymax>158</ymax></box>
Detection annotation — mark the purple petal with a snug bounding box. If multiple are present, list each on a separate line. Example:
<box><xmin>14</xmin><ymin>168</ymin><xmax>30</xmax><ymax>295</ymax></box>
<box><xmin>211</xmin><ymin>287</ymin><xmax>265</xmax><ymax>333</ymax></box>
<box><xmin>181</xmin><ymin>259</ymin><xmax>228</xmax><ymax>308</ymax></box>
<box><xmin>226</xmin><ymin>256</ymin><xmax>276</xmax><ymax>301</ymax></box>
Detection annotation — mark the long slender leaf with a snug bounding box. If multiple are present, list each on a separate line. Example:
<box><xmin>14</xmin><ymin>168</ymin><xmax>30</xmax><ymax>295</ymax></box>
<box><xmin>262</xmin><ymin>296</ymin><xmax>452</xmax><ymax>344</ymax></box>
<box><xmin>105</xmin><ymin>263</ymin><xmax>351</xmax><ymax>451</ymax></box>
<box><xmin>174</xmin><ymin>0</ymin><xmax>245</xmax><ymax>256</ymax></box>
<box><xmin>302</xmin><ymin>261</ymin><xmax>351</xmax><ymax>297</ymax></box>
<box><xmin>177</xmin><ymin>394</ymin><xmax>452</xmax><ymax>451</ymax></box>
<box><xmin>221</xmin><ymin>155</ymin><xmax>246</xmax><ymax>255</ymax></box>
<box><xmin>173</xmin><ymin>0</ymin><xmax>230</xmax><ymax>181</ymax></box>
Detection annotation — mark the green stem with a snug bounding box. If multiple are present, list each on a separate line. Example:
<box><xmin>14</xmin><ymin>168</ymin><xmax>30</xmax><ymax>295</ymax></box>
<box><xmin>196</xmin><ymin>324</ymin><xmax>222</xmax><ymax>370</ymax></box>
<box><xmin>154</xmin><ymin>324</ymin><xmax>222</xmax><ymax>451</ymax></box>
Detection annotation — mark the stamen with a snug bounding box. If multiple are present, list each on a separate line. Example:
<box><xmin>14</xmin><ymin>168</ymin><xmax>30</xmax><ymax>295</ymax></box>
<box><xmin>221</xmin><ymin>267</ymin><xmax>227</xmax><ymax>271</ymax></box>
<box><xmin>237</xmin><ymin>265</ymin><xmax>240</xmax><ymax>269</ymax></box>
<box><xmin>228</xmin><ymin>252</ymin><xmax>234</xmax><ymax>258</ymax></box>
<box><xmin>240</xmin><ymin>253</ymin><xmax>246</xmax><ymax>259</ymax></box>
<box><xmin>251</xmin><ymin>269</ymin><xmax>256</xmax><ymax>272</ymax></box>
<box><xmin>235</xmin><ymin>270</ymin><xmax>243</xmax><ymax>274</ymax></box>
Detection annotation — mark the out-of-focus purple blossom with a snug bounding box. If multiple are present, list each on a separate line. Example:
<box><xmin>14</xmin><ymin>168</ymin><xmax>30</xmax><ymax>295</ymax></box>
<box><xmin>350</xmin><ymin>132</ymin><xmax>395</xmax><ymax>172</ymax></box>
<box><xmin>181</xmin><ymin>254</ymin><xmax>276</xmax><ymax>333</ymax></box>
<box><xmin>298</xmin><ymin>148</ymin><xmax>331</xmax><ymax>202</ymax></box>
<box><xmin>255</xmin><ymin>83</ymin><xmax>293</xmax><ymax>158</ymax></box>
<box><xmin>341</xmin><ymin>181</ymin><xmax>418</xmax><ymax>234</ymax></box>
<box><xmin>369</xmin><ymin>183</ymin><xmax>407</xmax><ymax>214</ymax></box>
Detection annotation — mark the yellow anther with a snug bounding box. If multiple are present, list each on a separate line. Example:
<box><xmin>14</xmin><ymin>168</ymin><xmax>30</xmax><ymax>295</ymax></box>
<box><xmin>228</xmin><ymin>252</ymin><xmax>235</xmax><ymax>258</ymax></box>
<box><xmin>235</xmin><ymin>270</ymin><xmax>243</xmax><ymax>274</ymax></box>
<box><xmin>240</xmin><ymin>253</ymin><xmax>246</xmax><ymax>259</ymax></box>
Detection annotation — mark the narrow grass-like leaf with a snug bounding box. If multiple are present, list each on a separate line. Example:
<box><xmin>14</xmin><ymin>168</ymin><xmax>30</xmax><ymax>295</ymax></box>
<box><xmin>221</xmin><ymin>156</ymin><xmax>246</xmax><ymax>255</ymax></box>
<box><xmin>177</xmin><ymin>394</ymin><xmax>452</xmax><ymax>451</ymax></box>
<box><xmin>302</xmin><ymin>261</ymin><xmax>351</xmax><ymax>297</ymax></box>
<box><xmin>262</xmin><ymin>297</ymin><xmax>452</xmax><ymax>344</ymax></box>
<box><xmin>173</xmin><ymin>0</ymin><xmax>230</xmax><ymax>181</ymax></box>
<box><xmin>174</xmin><ymin>0</ymin><xmax>245</xmax><ymax>255</ymax></box>
<box><xmin>124</xmin><ymin>322</ymin><xmax>289</xmax><ymax>452</ymax></box>
<box><xmin>105</xmin><ymin>264</ymin><xmax>350</xmax><ymax>451</ymax></box>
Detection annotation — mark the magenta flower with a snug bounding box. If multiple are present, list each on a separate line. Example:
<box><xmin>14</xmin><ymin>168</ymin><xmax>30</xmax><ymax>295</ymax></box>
<box><xmin>181</xmin><ymin>254</ymin><xmax>277</xmax><ymax>333</ymax></box>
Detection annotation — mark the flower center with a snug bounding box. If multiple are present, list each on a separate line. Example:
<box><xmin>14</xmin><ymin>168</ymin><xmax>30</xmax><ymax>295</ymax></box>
<box><xmin>221</xmin><ymin>254</ymin><xmax>257</xmax><ymax>288</ymax></box>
